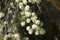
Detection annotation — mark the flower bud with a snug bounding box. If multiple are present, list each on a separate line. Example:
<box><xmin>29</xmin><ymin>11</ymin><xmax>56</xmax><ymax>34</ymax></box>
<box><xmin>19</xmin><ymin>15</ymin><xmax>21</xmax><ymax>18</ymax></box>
<box><xmin>26</xmin><ymin>26</ymin><xmax>30</xmax><ymax>31</ymax></box>
<box><xmin>20</xmin><ymin>21</ymin><xmax>25</xmax><ymax>26</ymax></box>
<box><xmin>32</xmin><ymin>24</ymin><xmax>38</xmax><ymax>29</ymax></box>
<box><xmin>26</xmin><ymin>18</ymin><xmax>31</xmax><ymax>23</ymax></box>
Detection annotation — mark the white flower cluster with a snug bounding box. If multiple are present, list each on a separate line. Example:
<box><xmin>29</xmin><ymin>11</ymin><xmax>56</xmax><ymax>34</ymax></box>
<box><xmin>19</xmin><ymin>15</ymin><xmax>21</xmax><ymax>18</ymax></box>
<box><xmin>15</xmin><ymin>0</ymin><xmax>42</xmax><ymax>10</ymax></box>
<box><xmin>17</xmin><ymin>0</ymin><xmax>45</xmax><ymax>35</ymax></box>
<box><xmin>19</xmin><ymin>5</ymin><xmax>45</xmax><ymax>35</ymax></box>
<box><xmin>4</xmin><ymin>33</ymin><xmax>20</xmax><ymax>40</ymax></box>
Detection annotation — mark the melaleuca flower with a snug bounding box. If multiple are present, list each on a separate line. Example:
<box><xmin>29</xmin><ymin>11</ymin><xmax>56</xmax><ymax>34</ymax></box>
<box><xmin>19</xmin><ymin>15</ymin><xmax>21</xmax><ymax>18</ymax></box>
<box><xmin>20</xmin><ymin>21</ymin><xmax>25</xmax><ymax>26</ymax></box>
<box><xmin>22</xmin><ymin>0</ymin><xmax>27</xmax><ymax>5</ymax></box>
<box><xmin>14</xmin><ymin>34</ymin><xmax>20</xmax><ymax>40</ymax></box>
<box><xmin>35</xmin><ymin>30</ymin><xmax>39</xmax><ymax>35</ymax></box>
<box><xmin>39</xmin><ymin>28</ymin><xmax>46</xmax><ymax>35</ymax></box>
<box><xmin>35</xmin><ymin>20</ymin><xmax>40</xmax><ymax>25</ymax></box>
<box><xmin>17</xmin><ymin>1</ymin><xmax>45</xmax><ymax>36</ymax></box>
<box><xmin>25</xmin><ymin>5</ymin><xmax>30</xmax><ymax>11</ymax></box>
<box><xmin>32</xmin><ymin>12</ymin><xmax>36</xmax><ymax>16</ymax></box>
<box><xmin>32</xmin><ymin>24</ymin><xmax>38</xmax><ymax>29</ymax></box>
<box><xmin>0</xmin><ymin>0</ymin><xmax>49</xmax><ymax>40</ymax></box>
<box><xmin>28</xmin><ymin>28</ymin><xmax>33</xmax><ymax>34</ymax></box>
<box><xmin>26</xmin><ymin>18</ymin><xmax>31</xmax><ymax>23</ymax></box>
<box><xmin>31</xmin><ymin>16</ymin><xmax>37</xmax><ymax>23</ymax></box>
<box><xmin>0</xmin><ymin>12</ymin><xmax>5</xmax><ymax>19</ymax></box>
<box><xmin>19</xmin><ymin>2</ymin><xmax>24</xmax><ymax>10</ymax></box>
<box><xmin>25</xmin><ymin>11</ymin><xmax>31</xmax><ymax>17</ymax></box>
<box><xmin>26</xmin><ymin>26</ymin><xmax>31</xmax><ymax>31</ymax></box>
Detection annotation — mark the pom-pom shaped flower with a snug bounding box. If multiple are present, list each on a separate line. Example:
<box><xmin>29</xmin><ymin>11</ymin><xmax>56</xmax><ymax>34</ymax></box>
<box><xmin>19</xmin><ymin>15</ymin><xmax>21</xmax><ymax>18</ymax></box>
<box><xmin>39</xmin><ymin>28</ymin><xmax>46</xmax><ymax>35</ymax></box>
<box><xmin>32</xmin><ymin>24</ymin><xmax>38</xmax><ymax>29</ymax></box>
<box><xmin>25</xmin><ymin>11</ymin><xmax>31</xmax><ymax>17</ymax></box>
<box><xmin>25</xmin><ymin>5</ymin><xmax>30</xmax><ymax>11</ymax></box>
<box><xmin>35</xmin><ymin>30</ymin><xmax>40</xmax><ymax>35</ymax></box>
<box><xmin>0</xmin><ymin>12</ymin><xmax>5</xmax><ymax>19</ymax></box>
<box><xmin>35</xmin><ymin>20</ymin><xmax>40</xmax><ymax>25</ymax></box>
<box><xmin>26</xmin><ymin>18</ymin><xmax>31</xmax><ymax>23</ymax></box>
<box><xmin>26</xmin><ymin>26</ymin><xmax>31</xmax><ymax>31</ymax></box>
<box><xmin>31</xmin><ymin>16</ymin><xmax>37</xmax><ymax>23</ymax></box>
<box><xmin>20</xmin><ymin>21</ymin><xmax>25</xmax><ymax>26</ymax></box>
<box><xmin>28</xmin><ymin>28</ymin><xmax>33</xmax><ymax>34</ymax></box>
<box><xmin>19</xmin><ymin>2</ymin><xmax>24</xmax><ymax>10</ymax></box>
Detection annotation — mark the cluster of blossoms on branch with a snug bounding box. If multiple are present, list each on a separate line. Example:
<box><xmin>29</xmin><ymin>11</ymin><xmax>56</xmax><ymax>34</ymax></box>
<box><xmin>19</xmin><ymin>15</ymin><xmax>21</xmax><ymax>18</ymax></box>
<box><xmin>17</xmin><ymin>0</ymin><xmax>46</xmax><ymax>35</ymax></box>
<box><xmin>0</xmin><ymin>0</ymin><xmax>46</xmax><ymax>40</ymax></box>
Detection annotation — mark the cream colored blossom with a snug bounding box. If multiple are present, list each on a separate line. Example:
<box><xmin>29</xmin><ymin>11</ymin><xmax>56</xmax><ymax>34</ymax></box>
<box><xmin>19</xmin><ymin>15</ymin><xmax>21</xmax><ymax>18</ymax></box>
<box><xmin>35</xmin><ymin>30</ymin><xmax>39</xmax><ymax>35</ymax></box>
<box><xmin>25</xmin><ymin>11</ymin><xmax>31</xmax><ymax>17</ymax></box>
<box><xmin>32</xmin><ymin>12</ymin><xmax>36</xmax><ymax>16</ymax></box>
<box><xmin>35</xmin><ymin>20</ymin><xmax>40</xmax><ymax>25</ymax></box>
<box><xmin>0</xmin><ymin>12</ymin><xmax>5</xmax><ymax>18</ymax></box>
<box><xmin>39</xmin><ymin>28</ymin><xmax>46</xmax><ymax>35</ymax></box>
<box><xmin>25</xmin><ymin>5</ymin><xmax>30</xmax><ymax>11</ymax></box>
<box><xmin>19</xmin><ymin>2</ymin><xmax>24</xmax><ymax>10</ymax></box>
<box><xmin>32</xmin><ymin>24</ymin><xmax>38</xmax><ymax>29</ymax></box>
<box><xmin>20</xmin><ymin>21</ymin><xmax>25</xmax><ymax>26</ymax></box>
<box><xmin>28</xmin><ymin>29</ymin><xmax>33</xmax><ymax>34</ymax></box>
<box><xmin>14</xmin><ymin>34</ymin><xmax>20</xmax><ymax>38</ymax></box>
<box><xmin>31</xmin><ymin>16</ymin><xmax>37</xmax><ymax>23</ymax></box>
<box><xmin>26</xmin><ymin>18</ymin><xmax>31</xmax><ymax>23</ymax></box>
<box><xmin>26</xmin><ymin>26</ymin><xmax>30</xmax><ymax>31</ymax></box>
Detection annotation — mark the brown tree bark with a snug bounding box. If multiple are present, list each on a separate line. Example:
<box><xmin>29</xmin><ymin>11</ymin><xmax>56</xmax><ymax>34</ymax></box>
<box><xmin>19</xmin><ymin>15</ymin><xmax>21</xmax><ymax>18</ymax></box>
<box><xmin>50</xmin><ymin>0</ymin><xmax>60</xmax><ymax>11</ymax></box>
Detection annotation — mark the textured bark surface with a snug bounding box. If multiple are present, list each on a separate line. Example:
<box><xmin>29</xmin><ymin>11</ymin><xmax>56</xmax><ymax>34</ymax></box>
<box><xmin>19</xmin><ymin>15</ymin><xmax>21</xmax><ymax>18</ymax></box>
<box><xmin>50</xmin><ymin>0</ymin><xmax>60</xmax><ymax>11</ymax></box>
